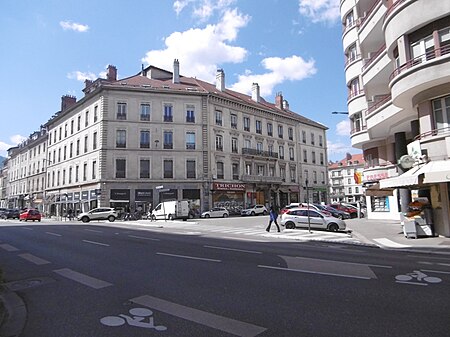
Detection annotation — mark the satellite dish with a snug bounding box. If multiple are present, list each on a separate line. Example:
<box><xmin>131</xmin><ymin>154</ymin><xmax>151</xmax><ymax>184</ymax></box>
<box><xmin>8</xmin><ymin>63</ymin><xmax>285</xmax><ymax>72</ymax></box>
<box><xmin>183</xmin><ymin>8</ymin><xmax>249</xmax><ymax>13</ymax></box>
<box><xmin>398</xmin><ymin>155</ymin><xmax>415</xmax><ymax>170</ymax></box>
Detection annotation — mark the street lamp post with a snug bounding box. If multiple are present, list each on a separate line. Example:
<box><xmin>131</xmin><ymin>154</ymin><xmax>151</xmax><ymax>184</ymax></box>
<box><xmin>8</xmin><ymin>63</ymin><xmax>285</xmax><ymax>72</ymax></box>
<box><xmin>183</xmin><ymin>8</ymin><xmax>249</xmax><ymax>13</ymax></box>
<box><xmin>306</xmin><ymin>179</ymin><xmax>311</xmax><ymax>233</ymax></box>
<box><xmin>331</xmin><ymin>111</ymin><xmax>349</xmax><ymax>115</ymax></box>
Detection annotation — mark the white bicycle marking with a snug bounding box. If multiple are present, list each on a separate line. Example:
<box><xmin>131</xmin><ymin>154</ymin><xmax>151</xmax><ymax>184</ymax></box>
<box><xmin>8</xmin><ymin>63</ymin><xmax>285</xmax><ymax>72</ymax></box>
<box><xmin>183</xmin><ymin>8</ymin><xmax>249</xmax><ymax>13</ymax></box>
<box><xmin>100</xmin><ymin>308</ymin><xmax>167</xmax><ymax>331</ymax></box>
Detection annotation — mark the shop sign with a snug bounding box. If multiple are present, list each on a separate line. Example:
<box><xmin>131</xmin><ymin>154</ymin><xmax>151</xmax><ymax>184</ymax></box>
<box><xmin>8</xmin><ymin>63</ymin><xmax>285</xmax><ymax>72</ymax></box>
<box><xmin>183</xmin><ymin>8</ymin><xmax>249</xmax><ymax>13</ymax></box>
<box><xmin>67</xmin><ymin>192</ymin><xmax>73</xmax><ymax>201</ymax></box>
<box><xmin>110</xmin><ymin>189</ymin><xmax>130</xmax><ymax>200</ymax></box>
<box><xmin>74</xmin><ymin>192</ymin><xmax>80</xmax><ymax>201</ymax></box>
<box><xmin>135</xmin><ymin>189</ymin><xmax>153</xmax><ymax>201</ymax></box>
<box><xmin>81</xmin><ymin>191</ymin><xmax>89</xmax><ymax>200</ymax></box>
<box><xmin>364</xmin><ymin>171</ymin><xmax>388</xmax><ymax>182</ymax></box>
<box><xmin>213</xmin><ymin>183</ymin><xmax>246</xmax><ymax>191</ymax></box>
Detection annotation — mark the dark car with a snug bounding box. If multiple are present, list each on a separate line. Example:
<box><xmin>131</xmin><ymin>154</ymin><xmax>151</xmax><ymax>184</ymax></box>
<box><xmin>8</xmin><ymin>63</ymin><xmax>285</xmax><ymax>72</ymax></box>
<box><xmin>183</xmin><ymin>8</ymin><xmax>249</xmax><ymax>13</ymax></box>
<box><xmin>328</xmin><ymin>204</ymin><xmax>359</xmax><ymax>218</ymax></box>
<box><xmin>5</xmin><ymin>209</ymin><xmax>20</xmax><ymax>219</ymax></box>
<box><xmin>314</xmin><ymin>204</ymin><xmax>351</xmax><ymax>220</ymax></box>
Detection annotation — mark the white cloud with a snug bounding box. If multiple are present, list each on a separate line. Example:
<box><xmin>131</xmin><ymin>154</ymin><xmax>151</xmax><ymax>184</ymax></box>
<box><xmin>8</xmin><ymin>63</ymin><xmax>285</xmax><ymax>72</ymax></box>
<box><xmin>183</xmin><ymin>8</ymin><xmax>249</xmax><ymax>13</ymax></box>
<box><xmin>0</xmin><ymin>135</ymin><xmax>27</xmax><ymax>153</ymax></box>
<box><xmin>326</xmin><ymin>140</ymin><xmax>354</xmax><ymax>157</ymax></box>
<box><xmin>298</xmin><ymin>0</ymin><xmax>340</xmax><ymax>23</ymax></box>
<box><xmin>174</xmin><ymin>0</ymin><xmax>236</xmax><ymax>20</ymax></box>
<box><xmin>336</xmin><ymin>119</ymin><xmax>350</xmax><ymax>136</ymax></box>
<box><xmin>142</xmin><ymin>8</ymin><xmax>249</xmax><ymax>82</ymax></box>
<box><xmin>67</xmin><ymin>71</ymin><xmax>97</xmax><ymax>82</ymax></box>
<box><xmin>229</xmin><ymin>55</ymin><xmax>316</xmax><ymax>96</ymax></box>
<box><xmin>60</xmin><ymin>20</ymin><xmax>89</xmax><ymax>32</ymax></box>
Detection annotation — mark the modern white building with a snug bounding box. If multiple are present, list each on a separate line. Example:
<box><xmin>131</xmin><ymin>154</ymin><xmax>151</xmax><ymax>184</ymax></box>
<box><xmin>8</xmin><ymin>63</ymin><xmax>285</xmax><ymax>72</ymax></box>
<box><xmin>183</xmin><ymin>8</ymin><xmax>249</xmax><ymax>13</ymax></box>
<box><xmin>340</xmin><ymin>0</ymin><xmax>450</xmax><ymax>236</ymax></box>
<box><xmin>5</xmin><ymin>61</ymin><xmax>329</xmax><ymax>216</ymax></box>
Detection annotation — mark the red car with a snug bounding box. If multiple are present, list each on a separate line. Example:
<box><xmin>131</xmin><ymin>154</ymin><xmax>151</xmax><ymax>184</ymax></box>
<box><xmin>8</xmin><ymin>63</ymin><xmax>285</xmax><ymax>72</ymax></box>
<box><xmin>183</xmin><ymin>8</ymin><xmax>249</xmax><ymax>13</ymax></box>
<box><xmin>328</xmin><ymin>204</ymin><xmax>358</xmax><ymax>218</ymax></box>
<box><xmin>19</xmin><ymin>209</ymin><xmax>42</xmax><ymax>222</ymax></box>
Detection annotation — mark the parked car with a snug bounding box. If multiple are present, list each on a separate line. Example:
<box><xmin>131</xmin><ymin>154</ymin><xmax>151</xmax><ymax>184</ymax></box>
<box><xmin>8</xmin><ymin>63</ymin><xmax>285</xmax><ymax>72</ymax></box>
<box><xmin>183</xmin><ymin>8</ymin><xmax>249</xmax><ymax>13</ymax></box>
<box><xmin>314</xmin><ymin>204</ymin><xmax>350</xmax><ymax>220</ymax></box>
<box><xmin>19</xmin><ymin>209</ymin><xmax>41</xmax><ymax>222</ymax></box>
<box><xmin>342</xmin><ymin>203</ymin><xmax>366</xmax><ymax>218</ymax></box>
<box><xmin>299</xmin><ymin>203</ymin><xmax>332</xmax><ymax>217</ymax></box>
<box><xmin>5</xmin><ymin>209</ymin><xmax>20</xmax><ymax>219</ymax></box>
<box><xmin>0</xmin><ymin>208</ymin><xmax>7</xmax><ymax>219</ymax></box>
<box><xmin>77</xmin><ymin>207</ymin><xmax>118</xmax><ymax>223</ymax></box>
<box><xmin>281</xmin><ymin>208</ymin><xmax>347</xmax><ymax>232</ymax></box>
<box><xmin>201</xmin><ymin>207</ymin><xmax>229</xmax><ymax>218</ymax></box>
<box><xmin>241</xmin><ymin>205</ymin><xmax>268</xmax><ymax>216</ymax></box>
<box><xmin>280</xmin><ymin>204</ymin><xmax>299</xmax><ymax>215</ymax></box>
<box><xmin>328</xmin><ymin>204</ymin><xmax>359</xmax><ymax>218</ymax></box>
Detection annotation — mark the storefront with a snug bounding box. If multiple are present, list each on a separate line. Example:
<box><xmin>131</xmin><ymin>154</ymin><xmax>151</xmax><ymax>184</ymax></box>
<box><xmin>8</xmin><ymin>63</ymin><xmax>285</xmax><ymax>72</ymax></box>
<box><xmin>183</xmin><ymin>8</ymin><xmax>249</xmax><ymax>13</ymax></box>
<box><xmin>110</xmin><ymin>189</ymin><xmax>130</xmax><ymax>213</ymax></box>
<box><xmin>212</xmin><ymin>183</ymin><xmax>245</xmax><ymax>216</ymax></box>
<box><xmin>135</xmin><ymin>189</ymin><xmax>153</xmax><ymax>214</ymax></box>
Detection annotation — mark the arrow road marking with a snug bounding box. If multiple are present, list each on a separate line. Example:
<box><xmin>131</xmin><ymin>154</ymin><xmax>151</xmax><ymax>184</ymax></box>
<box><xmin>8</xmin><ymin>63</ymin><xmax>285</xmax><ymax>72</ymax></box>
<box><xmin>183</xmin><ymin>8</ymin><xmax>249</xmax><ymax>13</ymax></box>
<box><xmin>130</xmin><ymin>295</ymin><xmax>266</xmax><ymax>337</ymax></box>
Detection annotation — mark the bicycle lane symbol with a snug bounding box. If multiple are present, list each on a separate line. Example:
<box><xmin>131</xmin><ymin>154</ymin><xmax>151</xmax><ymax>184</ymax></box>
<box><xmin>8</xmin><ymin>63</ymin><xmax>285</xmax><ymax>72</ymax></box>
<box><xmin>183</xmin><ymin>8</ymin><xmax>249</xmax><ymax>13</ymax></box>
<box><xmin>395</xmin><ymin>270</ymin><xmax>442</xmax><ymax>286</ymax></box>
<box><xmin>100</xmin><ymin>308</ymin><xmax>167</xmax><ymax>331</ymax></box>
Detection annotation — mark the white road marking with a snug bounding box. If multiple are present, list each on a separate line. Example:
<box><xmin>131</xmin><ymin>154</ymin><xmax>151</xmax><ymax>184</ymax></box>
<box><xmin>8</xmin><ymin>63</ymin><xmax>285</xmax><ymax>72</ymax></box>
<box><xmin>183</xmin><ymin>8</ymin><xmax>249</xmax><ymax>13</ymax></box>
<box><xmin>46</xmin><ymin>232</ymin><xmax>62</xmax><ymax>237</ymax></box>
<box><xmin>82</xmin><ymin>239</ymin><xmax>110</xmax><ymax>247</ymax></box>
<box><xmin>19</xmin><ymin>253</ymin><xmax>50</xmax><ymax>265</ymax></box>
<box><xmin>156</xmin><ymin>252</ymin><xmax>221</xmax><ymax>263</ymax></box>
<box><xmin>258</xmin><ymin>265</ymin><xmax>372</xmax><ymax>280</ymax></box>
<box><xmin>204</xmin><ymin>245</ymin><xmax>262</xmax><ymax>254</ymax></box>
<box><xmin>373</xmin><ymin>238</ymin><xmax>411</xmax><ymax>248</ymax></box>
<box><xmin>128</xmin><ymin>235</ymin><xmax>160</xmax><ymax>241</ymax></box>
<box><xmin>0</xmin><ymin>244</ymin><xmax>19</xmax><ymax>252</ymax></box>
<box><xmin>131</xmin><ymin>295</ymin><xmax>267</xmax><ymax>337</ymax></box>
<box><xmin>84</xmin><ymin>229</ymin><xmax>103</xmax><ymax>233</ymax></box>
<box><xmin>396</xmin><ymin>281</ymin><xmax>428</xmax><ymax>286</ymax></box>
<box><xmin>54</xmin><ymin>268</ymin><xmax>112</xmax><ymax>289</ymax></box>
<box><xmin>21</xmin><ymin>227</ymin><xmax>33</xmax><ymax>230</ymax></box>
<box><xmin>420</xmin><ymin>269</ymin><xmax>450</xmax><ymax>275</ymax></box>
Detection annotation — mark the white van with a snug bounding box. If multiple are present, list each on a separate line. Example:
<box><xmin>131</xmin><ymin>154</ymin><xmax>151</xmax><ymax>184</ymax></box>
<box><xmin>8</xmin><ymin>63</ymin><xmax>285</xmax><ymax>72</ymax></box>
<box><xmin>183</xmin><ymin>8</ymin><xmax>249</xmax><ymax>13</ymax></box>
<box><xmin>151</xmin><ymin>200</ymin><xmax>190</xmax><ymax>221</ymax></box>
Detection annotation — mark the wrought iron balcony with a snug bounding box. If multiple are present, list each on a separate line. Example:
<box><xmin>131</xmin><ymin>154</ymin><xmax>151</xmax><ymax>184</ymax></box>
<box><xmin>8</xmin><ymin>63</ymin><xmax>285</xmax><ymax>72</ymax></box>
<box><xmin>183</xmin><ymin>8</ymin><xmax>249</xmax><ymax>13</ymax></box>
<box><xmin>241</xmin><ymin>147</ymin><xmax>278</xmax><ymax>159</ymax></box>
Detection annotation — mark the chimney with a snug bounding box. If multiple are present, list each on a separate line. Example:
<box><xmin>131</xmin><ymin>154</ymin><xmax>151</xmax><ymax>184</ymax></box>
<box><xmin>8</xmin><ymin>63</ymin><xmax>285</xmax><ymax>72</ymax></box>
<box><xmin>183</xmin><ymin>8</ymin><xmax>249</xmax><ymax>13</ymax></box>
<box><xmin>282</xmin><ymin>99</ymin><xmax>289</xmax><ymax>110</ymax></box>
<box><xmin>173</xmin><ymin>59</ymin><xmax>180</xmax><ymax>84</ymax></box>
<box><xmin>106</xmin><ymin>65</ymin><xmax>117</xmax><ymax>81</ymax></box>
<box><xmin>61</xmin><ymin>95</ymin><xmax>76</xmax><ymax>111</ymax></box>
<box><xmin>216</xmin><ymin>69</ymin><xmax>225</xmax><ymax>91</ymax></box>
<box><xmin>84</xmin><ymin>79</ymin><xmax>93</xmax><ymax>89</ymax></box>
<box><xmin>275</xmin><ymin>92</ymin><xmax>283</xmax><ymax>109</ymax></box>
<box><xmin>251</xmin><ymin>83</ymin><xmax>261</xmax><ymax>103</ymax></box>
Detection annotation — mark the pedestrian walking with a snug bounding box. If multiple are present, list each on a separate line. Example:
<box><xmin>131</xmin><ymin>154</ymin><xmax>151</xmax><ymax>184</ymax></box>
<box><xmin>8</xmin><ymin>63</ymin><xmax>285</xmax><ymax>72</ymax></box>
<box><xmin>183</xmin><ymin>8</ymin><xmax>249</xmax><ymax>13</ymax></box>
<box><xmin>67</xmin><ymin>208</ymin><xmax>74</xmax><ymax>221</ymax></box>
<box><xmin>266</xmin><ymin>206</ymin><xmax>280</xmax><ymax>232</ymax></box>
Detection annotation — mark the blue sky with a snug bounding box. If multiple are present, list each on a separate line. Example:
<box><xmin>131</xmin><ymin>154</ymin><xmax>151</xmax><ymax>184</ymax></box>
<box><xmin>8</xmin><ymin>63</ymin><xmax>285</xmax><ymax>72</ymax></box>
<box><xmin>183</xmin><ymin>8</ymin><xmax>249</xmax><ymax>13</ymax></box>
<box><xmin>0</xmin><ymin>0</ymin><xmax>354</xmax><ymax>161</ymax></box>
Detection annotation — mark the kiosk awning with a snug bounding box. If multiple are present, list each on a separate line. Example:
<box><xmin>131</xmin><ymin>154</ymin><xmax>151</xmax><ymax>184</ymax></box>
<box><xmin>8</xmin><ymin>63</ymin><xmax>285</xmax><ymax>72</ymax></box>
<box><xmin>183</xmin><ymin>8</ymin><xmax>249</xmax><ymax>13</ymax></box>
<box><xmin>379</xmin><ymin>165</ymin><xmax>428</xmax><ymax>189</ymax></box>
<box><xmin>365</xmin><ymin>183</ymin><xmax>394</xmax><ymax>197</ymax></box>
<box><xmin>422</xmin><ymin>160</ymin><xmax>450</xmax><ymax>184</ymax></box>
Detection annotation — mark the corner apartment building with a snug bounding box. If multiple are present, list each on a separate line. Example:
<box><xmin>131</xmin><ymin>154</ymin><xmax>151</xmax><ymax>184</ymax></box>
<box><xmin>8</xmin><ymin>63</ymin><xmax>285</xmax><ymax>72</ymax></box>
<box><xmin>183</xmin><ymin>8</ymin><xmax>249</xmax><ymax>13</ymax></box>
<box><xmin>340</xmin><ymin>0</ymin><xmax>450</xmax><ymax>236</ymax></box>
<box><xmin>328</xmin><ymin>153</ymin><xmax>365</xmax><ymax>203</ymax></box>
<box><xmin>6</xmin><ymin>61</ymin><xmax>328</xmax><ymax>216</ymax></box>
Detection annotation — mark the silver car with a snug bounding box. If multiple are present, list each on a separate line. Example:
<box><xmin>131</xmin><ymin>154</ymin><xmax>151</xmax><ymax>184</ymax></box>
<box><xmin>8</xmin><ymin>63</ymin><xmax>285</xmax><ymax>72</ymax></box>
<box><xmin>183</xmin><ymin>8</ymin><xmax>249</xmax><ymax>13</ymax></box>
<box><xmin>280</xmin><ymin>208</ymin><xmax>346</xmax><ymax>232</ymax></box>
<box><xmin>241</xmin><ymin>204</ymin><xmax>268</xmax><ymax>216</ymax></box>
<box><xmin>201</xmin><ymin>207</ymin><xmax>229</xmax><ymax>218</ymax></box>
<box><xmin>77</xmin><ymin>207</ymin><xmax>118</xmax><ymax>223</ymax></box>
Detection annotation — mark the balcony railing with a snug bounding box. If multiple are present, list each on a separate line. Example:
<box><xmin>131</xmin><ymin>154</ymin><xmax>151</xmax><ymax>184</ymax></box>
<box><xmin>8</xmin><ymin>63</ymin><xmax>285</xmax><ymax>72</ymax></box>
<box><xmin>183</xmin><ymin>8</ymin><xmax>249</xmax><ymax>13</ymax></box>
<box><xmin>241</xmin><ymin>148</ymin><xmax>279</xmax><ymax>159</ymax></box>
<box><xmin>390</xmin><ymin>46</ymin><xmax>450</xmax><ymax>81</ymax></box>
<box><xmin>365</xmin><ymin>94</ymin><xmax>391</xmax><ymax>116</ymax></box>
<box><xmin>350</xmin><ymin>125</ymin><xmax>367</xmax><ymax>135</ymax></box>
<box><xmin>359</xmin><ymin>0</ymin><xmax>382</xmax><ymax>28</ymax></box>
<box><xmin>347</xmin><ymin>89</ymin><xmax>365</xmax><ymax>101</ymax></box>
<box><xmin>242</xmin><ymin>174</ymin><xmax>283</xmax><ymax>183</ymax></box>
<box><xmin>384</xmin><ymin>0</ymin><xmax>405</xmax><ymax>22</ymax></box>
<box><xmin>414</xmin><ymin>126</ymin><xmax>450</xmax><ymax>140</ymax></box>
<box><xmin>362</xmin><ymin>44</ymin><xmax>386</xmax><ymax>71</ymax></box>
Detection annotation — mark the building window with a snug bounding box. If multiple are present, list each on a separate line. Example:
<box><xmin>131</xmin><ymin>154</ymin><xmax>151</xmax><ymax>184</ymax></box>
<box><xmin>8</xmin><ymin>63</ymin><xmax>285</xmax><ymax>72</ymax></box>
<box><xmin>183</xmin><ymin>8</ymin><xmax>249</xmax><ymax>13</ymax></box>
<box><xmin>186</xmin><ymin>105</ymin><xmax>195</xmax><ymax>123</ymax></box>
<box><xmin>267</xmin><ymin>123</ymin><xmax>273</xmax><ymax>136</ymax></box>
<box><xmin>84</xmin><ymin>135</ymin><xmax>88</xmax><ymax>153</ymax></box>
<box><xmin>77</xmin><ymin>116</ymin><xmax>81</xmax><ymax>131</ymax></box>
<box><xmin>231</xmin><ymin>137</ymin><xmax>238</xmax><ymax>153</ymax></box>
<box><xmin>117</xmin><ymin>103</ymin><xmax>127</xmax><ymax>120</ymax></box>
<box><xmin>232</xmin><ymin>163</ymin><xmax>239</xmax><ymax>180</ymax></box>
<box><xmin>186</xmin><ymin>132</ymin><xmax>195</xmax><ymax>150</ymax></box>
<box><xmin>303</xmin><ymin>149</ymin><xmax>307</xmax><ymax>162</ymax></box>
<box><xmin>243</xmin><ymin>117</ymin><xmax>250</xmax><ymax>132</ymax></box>
<box><xmin>290</xmin><ymin>167</ymin><xmax>296</xmax><ymax>182</ymax></box>
<box><xmin>63</xmin><ymin>146</ymin><xmax>67</xmax><ymax>160</ymax></box>
<box><xmin>93</xmin><ymin>132</ymin><xmax>97</xmax><ymax>150</ymax></box>
<box><xmin>268</xmin><ymin>144</ymin><xmax>273</xmax><ymax>156</ymax></box>
<box><xmin>62</xmin><ymin>169</ymin><xmax>66</xmax><ymax>185</ymax></box>
<box><xmin>140</xmin><ymin>159</ymin><xmax>150</xmax><ymax>178</ymax></box>
<box><xmin>140</xmin><ymin>131</ymin><xmax>150</xmax><ymax>148</ymax></box>
<box><xmin>164</xmin><ymin>131</ymin><xmax>173</xmax><ymax>149</ymax></box>
<box><xmin>116</xmin><ymin>130</ymin><xmax>126</xmax><ymax>148</ymax></box>
<box><xmin>278</xmin><ymin>125</ymin><xmax>283</xmax><ymax>138</ymax></box>
<box><xmin>217</xmin><ymin>162</ymin><xmax>224</xmax><ymax>179</ymax></box>
<box><xmin>76</xmin><ymin>140</ymin><xmax>80</xmax><ymax>155</ymax></box>
<box><xmin>70</xmin><ymin>143</ymin><xmax>73</xmax><ymax>158</ymax></box>
<box><xmin>355</xmin><ymin>187</ymin><xmax>359</xmax><ymax>194</ymax></box>
<box><xmin>319</xmin><ymin>135</ymin><xmax>323</xmax><ymax>147</ymax></box>
<box><xmin>288</xmin><ymin>127</ymin><xmax>293</xmax><ymax>141</ymax></box>
<box><xmin>256</xmin><ymin>142</ymin><xmax>263</xmax><ymax>154</ymax></box>
<box><xmin>279</xmin><ymin>145</ymin><xmax>284</xmax><ymax>159</ymax></box>
<box><xmin>320</xmin><ymin>153</ymin><xmax>324</xmax><ymax>165</ymax></box>
<box><xmin>215</xmin><ymin>110</ymin><xmax>222</xmax><ymax>126</ymax></box>
<box><xmin>75</xmin><ymin>165</ymin><xmax>79</xmax><ymax>182</ymax></box>
<box><xmin>256</xmin><ymin>120</ymin><xmax>262</xmax><ymax>134</ymax></box>
<box><xmin>140</xmin><ymin>104</ymin><xmax>151</xmax><ymax>121</ymax></box>
<box><xmin>302</xmin><ymin>130</ymin><xmax>306</xmax><ymax>143</ymax></box>
<box><xmin>71</xmin><ymin>120</ymin><xmax>74</xmax><ymax>134</ymax></box>
<box><xmin>280</xmin><ymin>166</ymin><xmax>286</xmax><ymax>181</ymax></box>
<box><xmin>245</xmin><ymin>162</ymin><xmax>252</xmax><ymax>175</ymax></box>
<box><xmin>257</xmin><ymin>165</ymin><xmax>264</xmax><ymax>176</ymax></box>
<box><xmin>186</xmin><ymin>160</ymin><xmax>196</xmax><ymax>179</ymax></box>
<box><xmin>116</xmin><ymin>159</ymin><xmax>126</xmax><ymax>178</ymax></box>
<box><xmin>289</xmin><ymin>147</ymin><xmax>294</xmax><ymax>161</ymax></box>
<box><xmin>231</xmin><ymin>113</ymin><xmax>237</xmax><ymax>129</ymax></box>
<box><xmin>59</xmin><ymin>127</ymin><xmax>62</xmax><ymax>140</ymax></box>
<box><xmin>69</xmin><ymin>167</ymin><xmax>72</xmax><ymax>184</ymax></box>
<box><xmin>311</xmin><ymin>133</ymin><xmax>315</xmax><ymax>145</ymax></box>
<box><xmin>92</xmin><ymin>160</ymin><xmax>97</xmax><ymax>179</ymax></box>
<box><xmin>164</xmin><ymin>159</ymin><xmax>173</xmax><ymax>178</ymax></box>
<box><xmin>64</xmin><ymin>124</ymin><xmax>68</xmax><ymax>138</ymax></box>
<box><xmin>349</xmin><ymin>77</ymin><xmax>360</xmax><ymax>98</ymax></box>
<box><xmin>432</xmin><ymin>95</ymin><xmax>450</xmax><ymax>132</ymax></box>
<box><xmin>85</xmin><ymin>111</ymin><xmax>89</xmax><ymax>127</ymax></box>
<box><xmin>312</xmin><ymin>151</ymin><xmax>316</xmax><ymax>164</ymax></box>
<box><xmin>164</xmin><ymin>104</ymin><xmax>173</xmax><ymax>122</ymax></box>
<box><xmin>83</xmin><ymin>163</ymin><xmax>87</xmax><ymax>181</ymax></box>
<box><xmin>94</xmin><ymin>106</ymin><xmax>98</xmax><ymax>122</ymax></box>
<box><xmin>215</xmin><ymin>135</ymin><xmax>223</xmax><ymax>151</ymax></box>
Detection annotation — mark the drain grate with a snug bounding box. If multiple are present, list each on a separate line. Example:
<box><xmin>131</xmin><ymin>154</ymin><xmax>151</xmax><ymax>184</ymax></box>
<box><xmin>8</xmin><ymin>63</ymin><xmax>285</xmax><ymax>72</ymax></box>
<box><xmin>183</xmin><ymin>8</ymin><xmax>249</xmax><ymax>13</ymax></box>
<box><xmin>4</xmin><ymin>277</ymin><xmax>54</xmax><ymax>291</ymax></box>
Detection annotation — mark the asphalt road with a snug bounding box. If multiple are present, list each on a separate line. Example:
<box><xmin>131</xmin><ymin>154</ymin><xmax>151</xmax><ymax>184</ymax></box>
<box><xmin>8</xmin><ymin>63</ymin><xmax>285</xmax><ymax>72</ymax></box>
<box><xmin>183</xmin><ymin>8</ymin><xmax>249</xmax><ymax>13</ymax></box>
<box><xmin>1</xmin><ymin>218</ymin><xmax>449</xmax><ymax>337</ymax></box>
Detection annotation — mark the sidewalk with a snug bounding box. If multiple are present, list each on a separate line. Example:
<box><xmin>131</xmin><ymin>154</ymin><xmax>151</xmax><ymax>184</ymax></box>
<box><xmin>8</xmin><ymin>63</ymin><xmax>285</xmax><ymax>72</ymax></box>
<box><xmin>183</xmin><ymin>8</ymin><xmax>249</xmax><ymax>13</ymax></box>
<box><xmin>346</xmin><ymin>217</ymin><xmax>450</xmax><ymax>254</ymax></box>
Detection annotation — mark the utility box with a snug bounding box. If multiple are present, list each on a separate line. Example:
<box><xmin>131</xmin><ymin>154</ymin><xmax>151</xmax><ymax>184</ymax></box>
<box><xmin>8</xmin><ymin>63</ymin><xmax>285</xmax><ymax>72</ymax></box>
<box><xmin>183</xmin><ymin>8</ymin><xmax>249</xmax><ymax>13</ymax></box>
<box><xmin>403</xmin><ymin>219</ymin><xmax>417</xmax><ymax>239</ymax></box>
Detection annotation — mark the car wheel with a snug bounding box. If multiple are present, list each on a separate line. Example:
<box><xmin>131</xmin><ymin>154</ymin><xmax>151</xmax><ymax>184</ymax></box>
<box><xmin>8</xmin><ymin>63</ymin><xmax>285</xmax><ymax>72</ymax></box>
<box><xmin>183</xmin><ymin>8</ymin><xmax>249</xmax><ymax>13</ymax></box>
<box><xmin>285</xmin><ymin>221</ymin><xmax>295</xmax><ymax>229</ymax></box>
<box><xmin>251</xmin><ymin>211</ymin><xmax>255</xmax><ymax>216</ymax></box>
<box><xmin>223</xmin><ymin>213</ymin><xmax>228</xmax><ymax>218</ymax></box>
<box><xmin>262</xmin><ymin>210</ymin><xmax>267</xmax><ymax>215</ymax></box>
<box><xmin>151</xmin><ymin>215</ymin><xmax>156</xmax><ymax>221</ymax></box>
<box><xmin>168</xmin><ymin>214</ymin><xmax>174</xmax><ymax>220</ymax></box>
<box><xmin>338</xmin><ymin>214</ymin><xmax>343</xmax><ymax>220</ymax></box>
<box><xmin>38</xmin><ymin>219</ymin><xmax>41</xmax><ymax>222</ymax></box>
<box><xmin>328</xmin><ymin>223</ymin><xmax>339</xmax><ymax>232</ymax></box>
<box><xmin>205</xmin><ymin>214</ymin><xmax>210</xmax><ymax>218</ymax></box>
<box><xmin>108</xmin><ymin>215</ymin><xmax>116</xmax><ymax>222</ymax></box>
<box><xmin>81</xmin><ymin>216</ymin><xmax>90</xmax><ymax>223</ymax></box>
